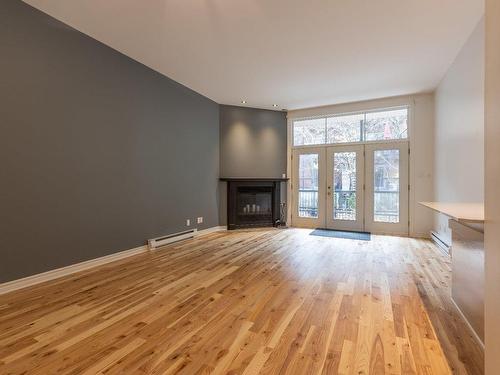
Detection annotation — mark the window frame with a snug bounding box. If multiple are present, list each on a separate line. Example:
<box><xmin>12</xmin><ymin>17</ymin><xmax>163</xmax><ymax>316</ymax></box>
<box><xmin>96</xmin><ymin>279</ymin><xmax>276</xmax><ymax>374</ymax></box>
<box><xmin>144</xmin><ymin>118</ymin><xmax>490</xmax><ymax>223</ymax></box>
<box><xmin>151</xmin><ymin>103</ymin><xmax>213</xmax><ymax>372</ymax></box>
<box><xmin>292</xmin><ymin>105</ymin><xmax>409</xmax><ymax>148</ymax></box>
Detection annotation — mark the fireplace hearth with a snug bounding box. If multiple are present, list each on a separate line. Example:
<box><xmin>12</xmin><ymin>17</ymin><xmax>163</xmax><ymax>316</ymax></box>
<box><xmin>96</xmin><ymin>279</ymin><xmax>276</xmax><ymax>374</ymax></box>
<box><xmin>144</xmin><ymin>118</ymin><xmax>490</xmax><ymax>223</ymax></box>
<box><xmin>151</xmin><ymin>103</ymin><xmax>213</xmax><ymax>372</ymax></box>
<box><xmin>220</xmin><ymin>178</ymin><xmax>288</xmax><ymax>230</ymax></box>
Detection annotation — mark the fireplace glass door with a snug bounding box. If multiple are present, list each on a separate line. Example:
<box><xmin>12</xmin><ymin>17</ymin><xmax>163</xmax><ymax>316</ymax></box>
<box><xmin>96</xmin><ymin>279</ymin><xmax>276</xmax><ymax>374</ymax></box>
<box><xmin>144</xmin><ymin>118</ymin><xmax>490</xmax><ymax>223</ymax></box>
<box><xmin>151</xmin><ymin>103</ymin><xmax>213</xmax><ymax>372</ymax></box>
<box><xmin>236</xmin><ymin>187</ymin><xmax>273</xmax><ymax>226</ymax></box>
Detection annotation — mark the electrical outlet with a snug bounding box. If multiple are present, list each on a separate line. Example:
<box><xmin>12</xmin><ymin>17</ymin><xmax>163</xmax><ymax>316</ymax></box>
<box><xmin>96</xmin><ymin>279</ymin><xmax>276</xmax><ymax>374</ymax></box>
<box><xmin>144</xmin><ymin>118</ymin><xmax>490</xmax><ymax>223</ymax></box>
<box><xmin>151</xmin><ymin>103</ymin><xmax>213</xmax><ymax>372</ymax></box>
<box><xmin>197</xmin><ymin>217</ymin><xmax>203</xmax><ymax>224</ymax></box>
<box><xmin>282</xmin><ymin>173</ymin><xmax>286</xmax><ymax>178</ymax></box>
<box><xmin>186</xmin><ymin>219</ymin><xmax>190</xmax><ymax>226</ymax></box>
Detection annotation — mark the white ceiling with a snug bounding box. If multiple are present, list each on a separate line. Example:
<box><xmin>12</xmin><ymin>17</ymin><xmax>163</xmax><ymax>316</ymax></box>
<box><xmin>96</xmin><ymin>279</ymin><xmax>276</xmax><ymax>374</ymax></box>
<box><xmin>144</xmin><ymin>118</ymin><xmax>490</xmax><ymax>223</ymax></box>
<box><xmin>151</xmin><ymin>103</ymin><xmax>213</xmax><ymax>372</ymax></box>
<box><xmin>23</xmin><ymin>0</ymin><xmax>484</xmax><ymax>110</ymax></box>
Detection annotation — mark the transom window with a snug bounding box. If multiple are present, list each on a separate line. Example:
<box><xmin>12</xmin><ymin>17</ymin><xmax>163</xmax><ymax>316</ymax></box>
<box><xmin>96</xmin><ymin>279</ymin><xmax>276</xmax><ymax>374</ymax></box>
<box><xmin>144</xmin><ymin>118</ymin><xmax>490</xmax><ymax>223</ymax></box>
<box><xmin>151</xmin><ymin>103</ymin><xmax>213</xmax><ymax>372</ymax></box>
<box><xmin>293</xmin><ymin>107</ymin><xmax>408</xmax><ymax>146</ymax></box>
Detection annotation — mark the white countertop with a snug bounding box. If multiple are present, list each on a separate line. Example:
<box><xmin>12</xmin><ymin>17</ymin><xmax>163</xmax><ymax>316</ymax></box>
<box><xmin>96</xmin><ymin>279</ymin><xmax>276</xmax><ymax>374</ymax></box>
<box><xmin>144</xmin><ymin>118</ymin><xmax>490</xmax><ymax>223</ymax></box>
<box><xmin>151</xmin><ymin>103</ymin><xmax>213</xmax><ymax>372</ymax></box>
<box><xmin>419</xmin><ymin>202</ymin><xmax>484</xmax><ymax>223</ymax></box>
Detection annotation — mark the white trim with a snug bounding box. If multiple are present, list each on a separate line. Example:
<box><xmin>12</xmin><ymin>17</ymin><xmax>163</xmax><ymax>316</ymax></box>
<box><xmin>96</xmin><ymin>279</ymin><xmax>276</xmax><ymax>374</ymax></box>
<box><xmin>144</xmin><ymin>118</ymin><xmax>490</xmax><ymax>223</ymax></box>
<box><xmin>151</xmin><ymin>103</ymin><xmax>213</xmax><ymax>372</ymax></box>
<box><xmin>408</xmin><ymin>98</ymin><xmax>415</xmax><ymax>237</ymax></box>
<box><xmin>287</xmin><ymin>94</ymin><xmax>414</xmax><ymax>119</ymax></box>
<box><xmin>0</xmin><ymin>245</ymin><xmax>147</xmax><ymax>295</ymax></box>
<box><xmin>451</xmin><ymin>297</ymin><xmax>485</xmax><ymax>350</ymax></box>
<box><xmin>291</xmin><ymin>138</ymin><xmax>408</xmax><ymax>150</ymax></box>
<box><xmin>411</xmin><ymin>231</ymin><xmax>432</xmax><ymax>239</ymax></box>
<box><xmin>196</xmin><ymin>226</ymin><xmax>227</xmax><ymax>236</ymax></box>
<box><xmin>286</xmin><ymin>112</ymin><xmax>292</xmax><ymax>226</ymax></box>
<box><xmin>289</xmin><ymin>104</ymin><xmax>409</xmax><ymax>122</ymax></box>
<box><xmin>0</xmin><ymin>226</ymin><xmax>226</xmax><ymax>295</ymax></box>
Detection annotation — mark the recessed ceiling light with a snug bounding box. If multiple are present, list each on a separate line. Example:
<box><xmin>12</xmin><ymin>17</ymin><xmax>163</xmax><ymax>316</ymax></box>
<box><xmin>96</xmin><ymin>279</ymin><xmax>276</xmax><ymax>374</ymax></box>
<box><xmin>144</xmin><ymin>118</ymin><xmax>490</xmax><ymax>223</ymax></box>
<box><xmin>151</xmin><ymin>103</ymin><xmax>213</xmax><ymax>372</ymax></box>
<box><xmin>241</xmin><ymin>100</ymin><xmax>247</xmax><ymax>104</ymax></box>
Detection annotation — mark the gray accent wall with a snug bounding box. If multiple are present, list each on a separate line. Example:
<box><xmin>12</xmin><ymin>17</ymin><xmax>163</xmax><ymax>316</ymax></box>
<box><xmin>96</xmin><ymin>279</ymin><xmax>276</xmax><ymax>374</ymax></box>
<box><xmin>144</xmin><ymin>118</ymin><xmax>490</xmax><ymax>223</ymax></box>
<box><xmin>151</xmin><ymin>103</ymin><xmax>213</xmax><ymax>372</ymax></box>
<box><xmin>220</xmin><ymin>105</ymin><xmax>287</xmax><ymax>178</ymax></box>
<box><xmin>0</xmin><ymin>0</ymin><xmax>220</xmax><ymax>282</ymax></box>
<box><xmin>219</xmin><ymin>105</ymin><xmax>287</xmax><ymax>225</ymax></box>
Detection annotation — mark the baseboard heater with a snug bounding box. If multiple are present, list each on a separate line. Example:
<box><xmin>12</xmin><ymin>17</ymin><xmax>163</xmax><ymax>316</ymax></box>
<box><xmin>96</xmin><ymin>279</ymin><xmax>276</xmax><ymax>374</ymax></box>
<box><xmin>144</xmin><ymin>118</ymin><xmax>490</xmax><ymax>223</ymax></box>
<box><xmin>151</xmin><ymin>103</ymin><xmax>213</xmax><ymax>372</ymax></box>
<box><xmin>148</xmin><ymin>229</ymin><xmax>198</xmax><ymax>250</ymax></box>
<box><xmin>430</xmin><ymin>230</ymin><xmax>451</xmax><ymax>255</ymax></box>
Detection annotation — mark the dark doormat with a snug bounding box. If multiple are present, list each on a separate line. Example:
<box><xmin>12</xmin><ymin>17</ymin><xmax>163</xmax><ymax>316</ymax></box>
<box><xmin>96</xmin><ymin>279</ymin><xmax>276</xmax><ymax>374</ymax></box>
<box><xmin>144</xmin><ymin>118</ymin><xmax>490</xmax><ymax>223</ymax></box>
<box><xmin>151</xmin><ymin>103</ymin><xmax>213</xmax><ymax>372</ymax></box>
<box><xmin>310</xmin><ymin>228</ymin><xmax>371</xmax><ymax>241</ymax></box>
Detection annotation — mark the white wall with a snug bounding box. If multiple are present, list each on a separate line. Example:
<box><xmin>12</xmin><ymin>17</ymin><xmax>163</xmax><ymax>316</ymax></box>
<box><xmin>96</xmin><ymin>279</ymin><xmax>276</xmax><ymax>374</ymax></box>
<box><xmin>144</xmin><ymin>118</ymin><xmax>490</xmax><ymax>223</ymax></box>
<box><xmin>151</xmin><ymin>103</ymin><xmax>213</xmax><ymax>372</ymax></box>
<box><xmin>287</xmin><ymin>93</ymin><xmax>435</xmax><ymax>237</ymax></box>
<box><xmin>485</xmin><ymin>1</ymin><xmax>500</xmax><ymax>373</ymax></box>
<box><xmin>433</xmin><ymin>18</ymin><xmax>485</xmax><ymax>244</ymax></box>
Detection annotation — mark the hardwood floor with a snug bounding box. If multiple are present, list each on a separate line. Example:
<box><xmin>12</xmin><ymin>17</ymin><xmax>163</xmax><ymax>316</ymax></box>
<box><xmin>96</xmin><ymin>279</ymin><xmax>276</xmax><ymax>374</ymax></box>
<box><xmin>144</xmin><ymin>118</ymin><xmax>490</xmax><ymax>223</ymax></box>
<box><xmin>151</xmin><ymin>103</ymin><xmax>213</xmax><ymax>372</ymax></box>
<box><xmin>0</xmin><ymin>228</ymin><xmax>483</xmax><ymax>374</ymax></box>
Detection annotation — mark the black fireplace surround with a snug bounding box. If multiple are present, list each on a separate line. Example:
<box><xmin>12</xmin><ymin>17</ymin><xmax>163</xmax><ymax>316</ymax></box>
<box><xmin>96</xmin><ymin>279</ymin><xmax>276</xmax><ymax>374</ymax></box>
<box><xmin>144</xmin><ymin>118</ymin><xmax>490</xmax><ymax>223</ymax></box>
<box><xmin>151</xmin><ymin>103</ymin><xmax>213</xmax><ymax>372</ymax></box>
<box><xmin>220</xmin><ymin>178</ymin><xmax>288</xmax><ymax>230</ymax></box>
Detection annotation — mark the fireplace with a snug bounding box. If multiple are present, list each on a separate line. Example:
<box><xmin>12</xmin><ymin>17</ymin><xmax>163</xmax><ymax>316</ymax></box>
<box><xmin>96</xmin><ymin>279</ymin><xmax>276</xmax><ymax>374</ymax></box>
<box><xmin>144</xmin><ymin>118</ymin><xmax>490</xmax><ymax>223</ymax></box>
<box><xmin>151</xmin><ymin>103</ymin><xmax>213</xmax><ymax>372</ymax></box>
<box><xmin>221</xmin><ymin>178</ymin><xmax>287</xmax><ymax>230</ymax></box>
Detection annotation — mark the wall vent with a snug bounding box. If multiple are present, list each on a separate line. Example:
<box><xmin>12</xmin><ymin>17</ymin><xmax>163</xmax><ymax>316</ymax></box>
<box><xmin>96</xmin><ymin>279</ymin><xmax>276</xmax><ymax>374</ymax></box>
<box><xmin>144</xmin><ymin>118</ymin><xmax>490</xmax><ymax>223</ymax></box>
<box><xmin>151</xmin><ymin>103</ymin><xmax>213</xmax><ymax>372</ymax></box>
<box><xmin>148</xmin><ymin>229</ymin><xmax>197</xmax><ymax>250</ymax></box>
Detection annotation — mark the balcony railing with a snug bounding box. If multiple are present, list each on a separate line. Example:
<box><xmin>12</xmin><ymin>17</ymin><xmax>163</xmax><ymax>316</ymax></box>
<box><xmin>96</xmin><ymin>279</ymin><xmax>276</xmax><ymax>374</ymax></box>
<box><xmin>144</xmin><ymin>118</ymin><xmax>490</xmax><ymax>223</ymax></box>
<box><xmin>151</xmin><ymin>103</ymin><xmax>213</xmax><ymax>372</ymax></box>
<box><xmin>298</xmin><ymin>190</ymin><xmax>318</xmax><ymax>218</ymax></box>
<box><xmin>374</xmin><ymin>191</ymin><xmax>399</xmax><ymax>222</ymax></box>
<box><xmin>298</xmin><ymin>189</ymin><xmax>399</xmax><ymax>223</ymax></box>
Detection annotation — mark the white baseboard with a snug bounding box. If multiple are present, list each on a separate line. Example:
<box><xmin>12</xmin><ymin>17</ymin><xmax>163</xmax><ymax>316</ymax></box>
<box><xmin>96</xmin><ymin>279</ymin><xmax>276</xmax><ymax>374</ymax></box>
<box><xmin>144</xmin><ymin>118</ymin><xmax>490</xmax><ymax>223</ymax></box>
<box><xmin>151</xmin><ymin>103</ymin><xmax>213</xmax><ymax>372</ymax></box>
<box><xmin>451</xmin><ymin>297</ymin><xmax>485</xmax><ymax>350</ymax></box>
<box><xmin>409</xmin><ymin>231</ymin><xmax>432</xmax><ymax>239</ymax></box>
<box><xmin>0</xmin><ymin>226</ymin><xmax>226</xmax><ymax>296</ymax></box>
<box><xmin>197</xmin><ymin>225</ymin><xmax>226</xmax><ymax>236</ymax></box>
<box><xmin>0</xmin><ymin>245</ymin><xmax>148</xmax><ymax>296</ymax></box>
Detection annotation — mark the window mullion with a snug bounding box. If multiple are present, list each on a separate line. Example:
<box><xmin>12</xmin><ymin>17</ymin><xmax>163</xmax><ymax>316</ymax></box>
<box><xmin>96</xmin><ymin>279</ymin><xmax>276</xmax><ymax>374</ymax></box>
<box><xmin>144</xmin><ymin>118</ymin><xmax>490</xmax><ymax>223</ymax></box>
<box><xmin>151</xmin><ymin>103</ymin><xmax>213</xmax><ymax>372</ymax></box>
<box><xmin>324</xmin><ymin>117</ymin><xmax>327</xmax><ymax>145</ymax></box>
<box><xmin>360</xmin><ymin>114</ymin><xmax>366</xmax><ymax>142</ymax></box>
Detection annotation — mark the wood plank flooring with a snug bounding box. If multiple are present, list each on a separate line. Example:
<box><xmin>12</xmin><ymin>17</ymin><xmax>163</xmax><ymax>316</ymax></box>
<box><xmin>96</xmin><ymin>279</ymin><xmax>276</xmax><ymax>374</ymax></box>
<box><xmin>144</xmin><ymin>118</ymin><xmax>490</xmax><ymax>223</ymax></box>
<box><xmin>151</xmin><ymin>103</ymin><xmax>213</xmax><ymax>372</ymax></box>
<box><xmin>0</xmin><ymin>228</ymin><xmax>484</xmax><ymax>374</ymax></box>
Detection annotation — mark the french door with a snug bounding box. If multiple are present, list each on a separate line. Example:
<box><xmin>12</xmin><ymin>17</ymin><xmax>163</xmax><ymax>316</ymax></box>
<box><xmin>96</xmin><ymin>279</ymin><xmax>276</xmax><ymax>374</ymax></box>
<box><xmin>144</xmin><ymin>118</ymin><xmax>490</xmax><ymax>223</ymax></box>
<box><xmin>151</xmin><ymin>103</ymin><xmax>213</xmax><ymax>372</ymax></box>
<box><xmin>292</xmin><ymin>142</ymin><xmax>409</xmax><ymax>235</ymax></box>
<box><xmin>364</xmin><ymin>142</ymin><xmax>408</xmax><ymax>235</ymax></box>
<box><xmin>291</xmin><ymin>147</ymin><xmax>325</xmax><ymax>228</ymax></box>
<box><xmin>326</xmin><ymin>145</ymin><xmax>364</xmax><ymax>231</ymax></box>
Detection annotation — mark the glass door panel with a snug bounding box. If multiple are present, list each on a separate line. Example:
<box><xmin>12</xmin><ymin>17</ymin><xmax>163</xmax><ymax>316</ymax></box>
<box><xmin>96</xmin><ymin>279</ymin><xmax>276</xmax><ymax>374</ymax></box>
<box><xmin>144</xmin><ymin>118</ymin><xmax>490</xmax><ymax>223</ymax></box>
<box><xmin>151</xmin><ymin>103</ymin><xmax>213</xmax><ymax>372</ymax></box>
<box><xmin>365</xmin><ymin>142</ymin><xmax>408</xmax><ymax>235</ymax></box>
<box><xmin>373</xmin><ymin>149</ymin><xmax>400</xmax><ymax>223</ymax></box>
<box><xmin>326</xmin><ymin>145</ymin><xmax>364</xmax><ymax>231</ymax></box>
<box><xmin>298</xmin><ymin>154</ymin><xmax>319</xmax><ymax>218</ymax></box>
<box><xmin>292</xmin><ymin>147</ymin><xmax>325</xmax><ymax>228</ymax></box>
<box><xmin>334</xmin><ymin>152</ymin><xmax>356</xmax><ymax>220</ymax></box>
